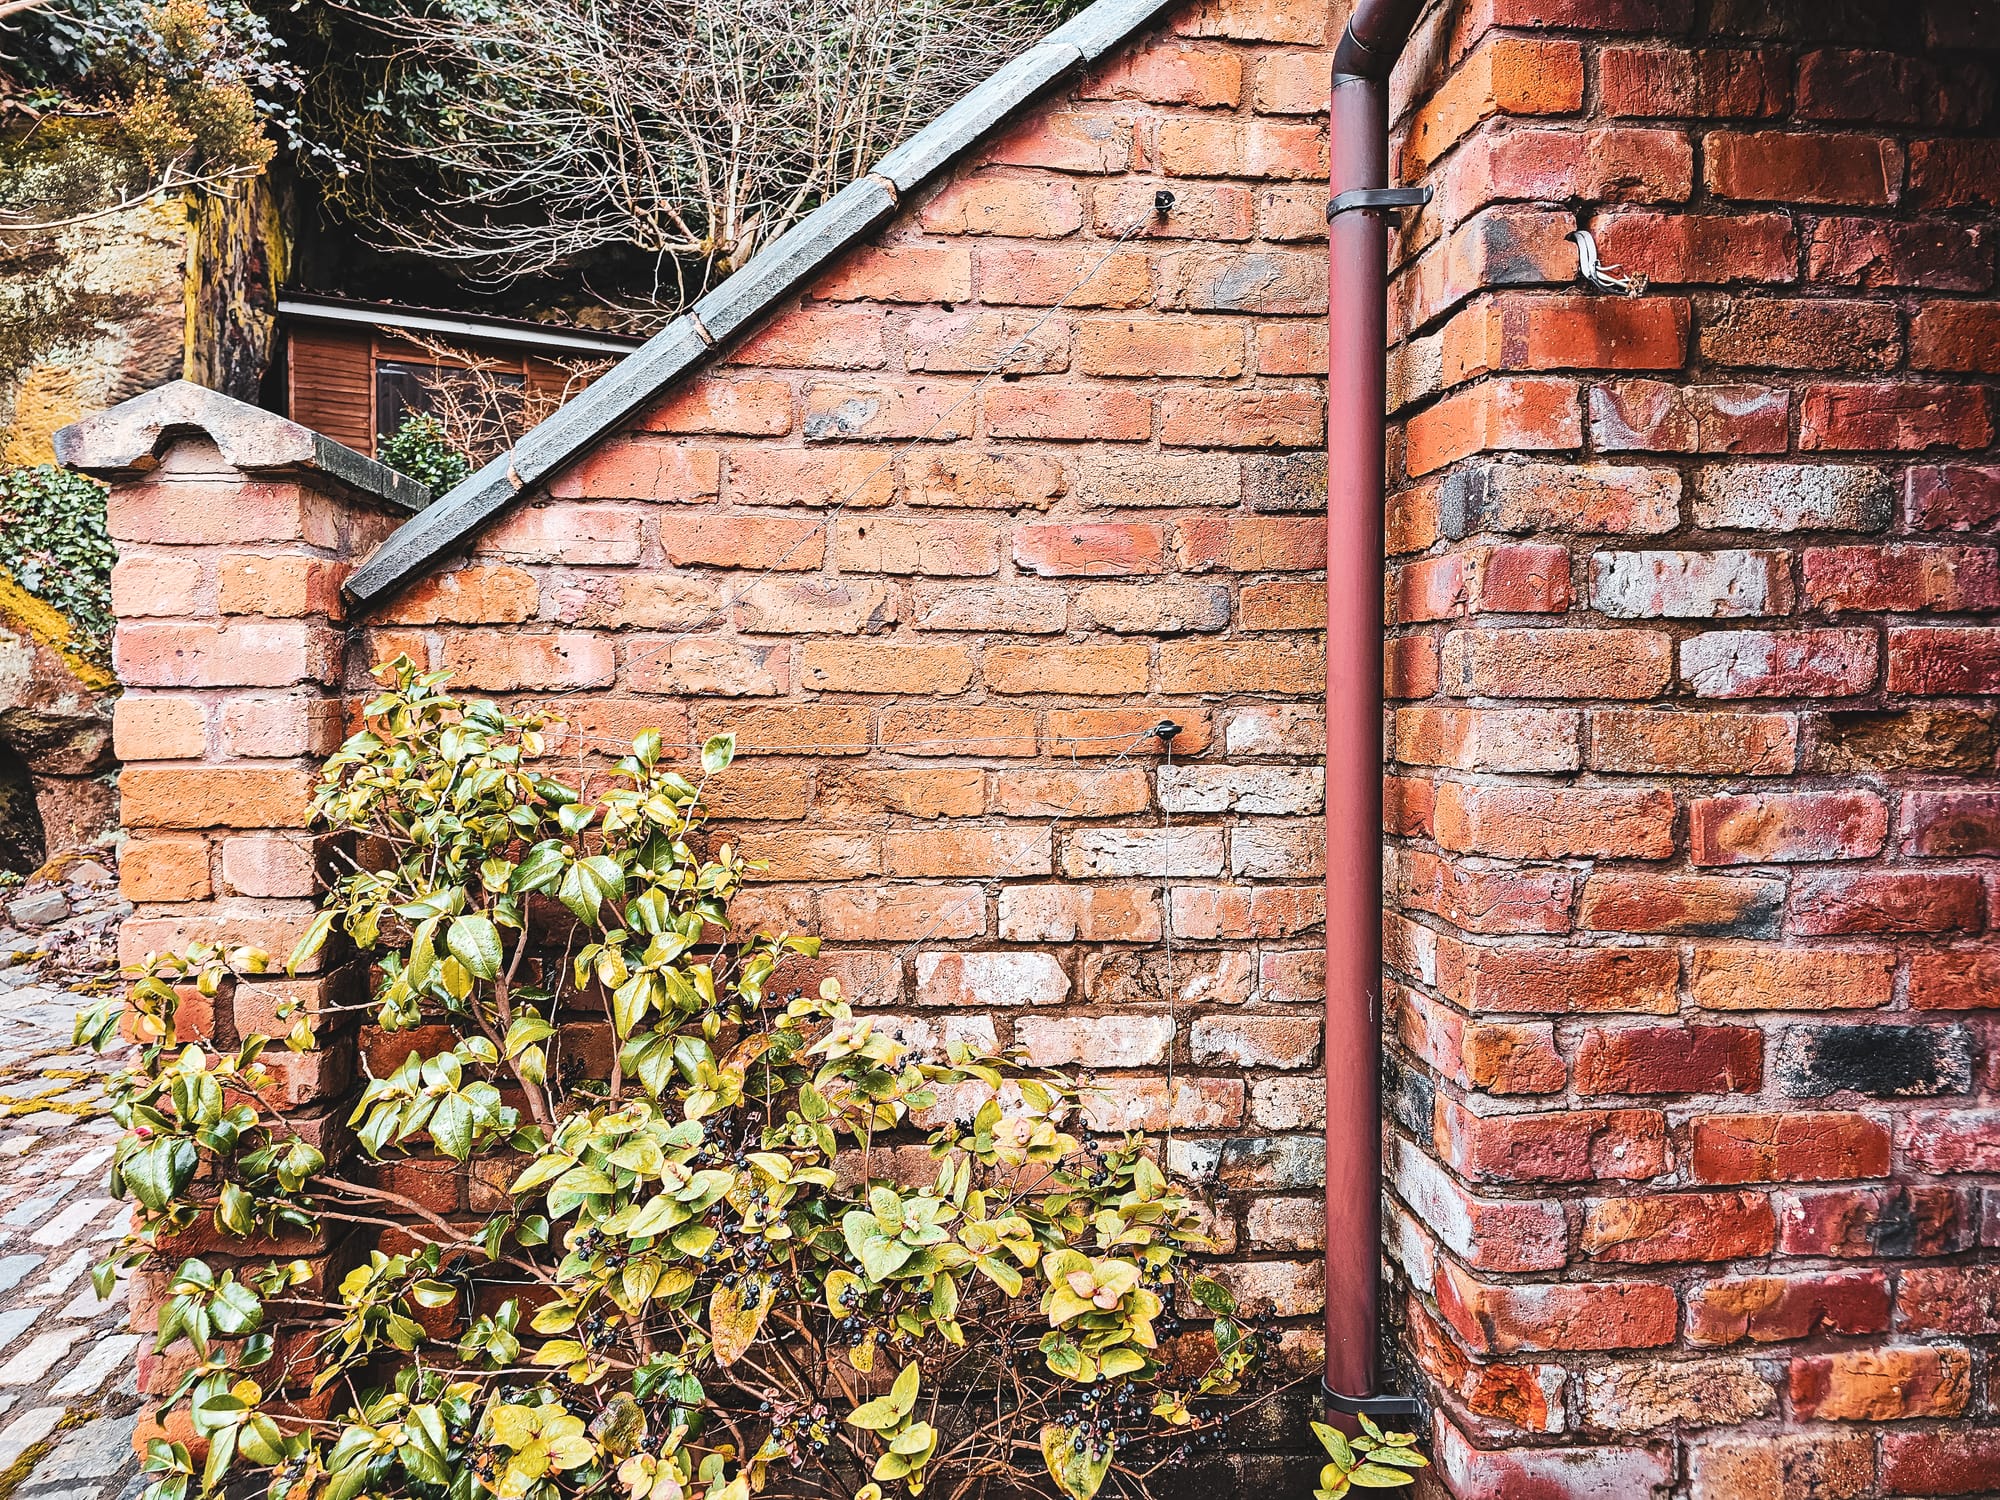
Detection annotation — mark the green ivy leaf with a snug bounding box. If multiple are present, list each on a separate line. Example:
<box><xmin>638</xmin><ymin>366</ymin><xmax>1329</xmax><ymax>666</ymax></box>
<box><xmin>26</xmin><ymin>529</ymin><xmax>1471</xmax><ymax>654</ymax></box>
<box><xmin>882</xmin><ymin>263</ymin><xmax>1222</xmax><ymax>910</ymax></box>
<box><xmin>701</xmin><ymin>733</ymin><xmax>736</xmax><ymax>776</ymax></box>
<box><xmin>446</xmin><ymin>914</ymin><xmax>503</xmax><ymax>981</ymax></box>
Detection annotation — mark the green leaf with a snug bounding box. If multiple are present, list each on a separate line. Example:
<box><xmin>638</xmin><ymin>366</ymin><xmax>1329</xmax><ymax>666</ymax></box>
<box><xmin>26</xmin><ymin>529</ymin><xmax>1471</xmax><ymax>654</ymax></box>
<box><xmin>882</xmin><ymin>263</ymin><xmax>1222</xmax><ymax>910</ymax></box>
<box><xmin>208</xmin><ymin>1280</ymin><xmax>262</xmax><ymax>1337</ymax></box>
<box><xmin>1188</xmin><ymin>1276</ymin><xmax>1237</xmax><ymax>1315</ymax></box>
<box><xmin>431</xmin><ymin>1093</ymin><xmax>475</xmax><ymax>1161</ymax></box>
<box><xmin>446</xmin><ymin>914</ymin><xmax>503</xmax><ymax>981</ymax></box>
<box><xmin>511</xmin><ymin>840</ymin><xmax>569</xmax><ymax>894</ymax></box>
<box><xmin>707</xmin><ymin>1278</ymin><xmax>772</xmax><ymax>1366</ymax></box>
<box><xmin>1040</xmin><ymin>1424</ymin><xmax>1113</xmax><ymax>1500</ymax></box>
<box><xmin>557</xmin><ymin>855</ymin><xmax>625</xmax><ymax>924</ymax></box>
<box><xmin>1312</xmin><ymin>1423</ymin><xmax>1355</xmax><ymax>1470</ymax></box>
<box><xmin>701</xmin><ymin>733</ymin><xmax>736</xmax><ymax>776</ymax></box>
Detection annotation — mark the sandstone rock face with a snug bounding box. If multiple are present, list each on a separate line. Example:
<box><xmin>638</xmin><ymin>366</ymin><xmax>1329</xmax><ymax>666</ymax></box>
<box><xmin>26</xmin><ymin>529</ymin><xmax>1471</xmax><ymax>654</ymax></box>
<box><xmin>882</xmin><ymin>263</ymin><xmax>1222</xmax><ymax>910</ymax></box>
<box><xmin>0</xmin><ymin>617</ymin><xmax>114</xmax><ymax>863</ymax></box>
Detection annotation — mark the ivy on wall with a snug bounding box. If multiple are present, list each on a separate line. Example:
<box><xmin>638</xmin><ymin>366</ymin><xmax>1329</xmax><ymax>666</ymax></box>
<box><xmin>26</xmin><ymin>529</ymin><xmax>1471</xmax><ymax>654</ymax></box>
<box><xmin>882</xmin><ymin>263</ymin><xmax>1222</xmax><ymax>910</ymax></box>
<box><xmin>0</xmin><ymin>464</ymin><xmax>118</xmax><ymax>667</ymax></box>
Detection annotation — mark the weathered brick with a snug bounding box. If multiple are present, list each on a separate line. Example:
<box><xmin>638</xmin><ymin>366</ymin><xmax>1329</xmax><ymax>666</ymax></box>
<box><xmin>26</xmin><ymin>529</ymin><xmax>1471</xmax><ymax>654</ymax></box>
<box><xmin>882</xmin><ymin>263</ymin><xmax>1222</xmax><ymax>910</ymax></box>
<box><xmin>1680</xmin><ymin>629</ymin><xmax>1878</xmax><ymax>698</ymax></box>
<box><xmin>918</xmin><ymin>175</ymin><xmax>1083</xmax><ymax>237</ymax></box>
<box><xmin>1592</xmin><ymin>548</ymin><xmax>1792</xmax><ymax>619</ymax></box>
<box><xmin>1690</xmin><ymin>791</ymin><xmax>1888</xmax><ymax>864</ymax></box>
<box><xmin>1575</xmin><ymin>1025</ymin><xmax>1763</xmax><ymax>1096</ymax></box>
<box><xmin>1705</xmin><ymin>130</ymin><xmax>1902</xmax><ymax>205</ymax></box>
<box><xmin>1690</xmin><ymin>946</ymin><xmax>1896</xmax><ymax>1011</ymax></box>
<box><xmin>1790</xmin><ymin>1346</ymin><xmax>1971</xmax><ymax>1421</ymax></box>
<box><xmin>1799</xmin><ymin>381</ymin><xmax>1993</xmax><ymax>452</ymax></box>
<box><xmin>1788</xmin><ymin>870</ymin><xmax>1983</xmax><ymax>936</ymax></box>
<box><xmin>1581</xmin><ymin>1191</ymin><xmax>1776</xmax><ymax>1265</ymax></box>
<box><xmin>1580</xmin><ymin>873</ymin><xmax>1785</xmax><ymax>938</ymax></box>
<box><xmin>1590</xmin><ymin>709</ymin><xmax>1797</xmax><ymax>775</ymax></box>
<box><xmin>1590</xmin><ymin>380</ymin><xmax>1789</xmax><ymax>454</ymax></box>
<box><xmin>1694</xmin><ymin>463</ymin><xmax>1897</xmax><ymax>531</ymax></box>
<box><xmin>913</xmin><ymin>951</ymin><xmax>1066</xmax><ymax>1007</ymax></box>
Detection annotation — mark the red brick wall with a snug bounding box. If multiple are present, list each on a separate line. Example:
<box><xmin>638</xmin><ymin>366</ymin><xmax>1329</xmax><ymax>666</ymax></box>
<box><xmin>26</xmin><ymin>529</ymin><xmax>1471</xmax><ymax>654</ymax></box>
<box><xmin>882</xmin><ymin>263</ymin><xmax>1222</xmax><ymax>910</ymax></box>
<box><xmin>1380</xmin><ymin>2</ymin><xmax>2000</xmax><ymax>1496</ymax></box>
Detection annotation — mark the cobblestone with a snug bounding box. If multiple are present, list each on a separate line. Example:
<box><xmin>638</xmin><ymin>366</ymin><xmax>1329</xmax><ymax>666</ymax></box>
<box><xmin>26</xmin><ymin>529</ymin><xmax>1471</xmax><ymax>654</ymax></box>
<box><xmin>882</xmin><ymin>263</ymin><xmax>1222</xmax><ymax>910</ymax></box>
<box><xmin>0</xmin><ymin>927</ymin><xmax>141</xmax><ymax>1500</ymax></box>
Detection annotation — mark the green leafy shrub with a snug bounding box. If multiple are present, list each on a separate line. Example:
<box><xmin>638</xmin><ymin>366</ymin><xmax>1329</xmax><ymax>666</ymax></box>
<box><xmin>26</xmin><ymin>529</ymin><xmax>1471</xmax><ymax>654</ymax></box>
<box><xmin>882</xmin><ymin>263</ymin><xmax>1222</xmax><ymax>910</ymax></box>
<box><xmin>377</xmin><ymin>413</ymin><xmax>471</xmax><ymax>492</ymax></box>
<box><xmin>80</xmin><ymin>658</ymin><xmax>1422</xmax><ymax>1500</ymax></box>
<box><xmin>0</xmin><ymin>463</ymin><xmax>118</xmax><ymax>665</ymax></box>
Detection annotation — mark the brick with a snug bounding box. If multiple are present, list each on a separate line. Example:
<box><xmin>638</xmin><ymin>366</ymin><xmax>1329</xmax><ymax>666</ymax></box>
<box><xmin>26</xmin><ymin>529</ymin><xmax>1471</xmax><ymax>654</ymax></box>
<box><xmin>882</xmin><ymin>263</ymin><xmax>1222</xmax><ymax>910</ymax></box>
<box><xmin>1775</xmin><ymin>1021</ymin><xmax>1973</xmax><ymax>1099</ymax></box>
<box><xmin>1599</xmin><ymin>45</ymin><xmax>1789</xmax><ymax>118</ymax></box>
<box><xmin>1788</xmin><ymin>870</ymin><xmax>1983</xmax><ymax>935</ymax></box>
<box><xmin>1170</xmin><ymin>885</ymin><xmax>1320</xmax><ymax>940</ymax></box>
<box><xmin>215</xmin><ymin>693</ymin><xmax>344</xmax><ymax>760</ymax></box>
<box><xmin>1016</xmin><ymin>1014</ymin><xmax>1172</xmax><ymax>1069</ymax></box>
<box><xmin>984</xmin><ymin>111</ymin><xmax>1136</xmax><ymax>174</ymax></box>
<box><xmin>1680</xmin><ymin>629</ymin><xmax>1878</xmax><ymax>698</ymax></box>
<box><xmin>1093</xmin><ymin>180</ymin><xmax>1253</xmax><ymax>240</ymax></box>
<box><xmin>1590</xmin><ymin>709</ymin><xmax>1796</xmax><ymax>775</ymax></box>
<box><xmin>1436</xmin><ymin>1263</ymin><xmax>1675</xmax><ymax>1357</ymax></box>
<box><xmin>1799</xmin><ymin>381</ymin><xmax>1992</xmax><ymax>452</ymax></box>
<box><xmin>1159</xmin><ymin>638</ymin><xmax>1323</xmax><ymax>694</ymax></box>
<box><xmin>974</xmin><ymin>246</ymin><xmax>1152</xmax><ymax>309</ymax></box>
<box><xmin>625</xmin><ymin>632</ymin><xmax>792</xmax><ymax>699</ymax></box>
<box><xmin>876</xmin><ymin>707</ymin><xmax>1035</xmax><ymax>758</ymax></box>
<box><xmin>1881</xmin><ymin>1431</ymin><xmax>2000</xmax><ymax>1497</ymax></box>
<box><xmin>638</xmin><ymin>377</ymin><xmax>794</xmax><ymax>436</ymax></box>
<box><xmin>817</xmin><ymin>886</ymin><xmax>982</xmax><ymax>943</ymax></box>
<box><xmin>110</xmin><ymin>552</ymin><xmax>206</xmax><ymax>617</ymax></box>
<box><xmin>694</xmin><ymin>704</ymin><xmax>870</xmax><ymax>757</ymax></box>
<box><xmin>1900</xmin><ymin>1109</ymin><xmax>2000</xmax><ymax>1173</ymax></box>
<box><xmin>1158</xmin><ymin>118</ymin><xmax>1325</xmax><ymax>179</ymax></box>
<box><xmin>1074</xmin><ymin>318</ymin><xmax>1244</xmax><ymax>378</ymax></box>
<box><xmin>1084</xmin><ymin>1077</ymin><xmax>1241</xmax><ymax>1134</ymax></box>
<box><xmin>1689</xmin><ymin>1271</ymin><xmax>1890</xmax><ymax>1347</ymax></box>
<box><xmin>1807</xmin><ymin>217</ymin><xmax>1993</xmax><ymax>291</ymax></box>
<box><xmin>1592</xmin><ymin>548</ymin><xmax>1791</xmax><ymax>619</ymax></box>
<box><xmin>1588</xmin><ymin>208</ymin><xmax>1800</xmax><ymax>287</ymax></box>
<box><xmin>1581</xmin><ymin>1358</ymin><xmax>1778</xmax><ymax>1433</ymax></box>
<box><xmin>376</xmin><ymin>565</ymin><xmax>538</xmax><ymax>626</ymax></box>
<box><xmin>1694</xmin><ymin>462</ymin><xmax>1897</xmax><ymax>531</ymax></box>
<box><xmin>1910</xmin><ymin>302</ymin><xmax>2000</xmax><ymax>373</ymax></box>
<box><xmin>1908</xmin><ymin>465</ymin><xmax>2000</xmax><ymax>535</ymax></box>
<box><xmin>1590</xmin><ymin>380</ymin><xmax>1789</xmax><ymax>454</ymax></box>
<box><xmin>1909</xmin><ymin>946</ymin><xmax>2000</xmax><ymax>1010</ymax></box>
<box><xmin>1199</xmin><ymin>1258</ymin><xmax>1321</xmax><ymax>1318</ymax></box>
<box><xmin>808</xmin><ymin>245</ymin><xmax>972</xmax><ymax>304</ymax></box>
<box><xmin>1690</xmin><ymin>946</ymin><xmax>1895</xmax><ymax>1011</ymax></box>
<box><xmin>1706</xmin><ymin>131</ymin><xmax>1902</xmax><ymax>205</ymax></box>
<box><xmin>1073</xmin><ymin>583</ymin><xmax>1231</xmax><ymax>634</ymax></box>
<box><xmin>917</xmin><ymin>175</ymin><xmax>1081</xmax><ymax>237</ymax></box>
<box><xmin>477</xmin><ymin>502</ymin><xmax>649</xmax><ymax>563</ymax></box>
<box><xmin>832</xmin><ymin>516</ymin><xmax>1002</xmax><ymax>576</ymax></box>
<box><xmin>120</xmin><ymin>766</ymin><xmax>316</xmax><ymax>830</ymax></box>
<box><xmin>1693</xmin><ymin>1112</ymin><xmax>1889</xmax><ymax>1184</ymax></box>
<box><xmin>1887</xmin><ymin>627</ymin><xmax>2000</xmax><ymax>695</ymax></box>
<box><xmin>1434</xmin><ymin>783</ymin><xmax>1675</xmax><ymax>860</ymax></box>
<box><xmin>988</xmin><ymin>766</ymin><xmax>1150</xmax><ymax>817</ymax></box>
<box><xmin>1580</xmin><ymin>873</ymin><xmax>1785</xmax><ymax>938</ymax></box>
<box><xmin>1175</xmin><ymin>516</ymin><xmax>1325</xmax><ymax>574</ymax></box>
<box><xmin>1899</xmin><ymin>1265</ymin><xmax>2000</xmax><ymax>1336</ymax></box>
<box><xmin>1396</xmin><ymin>706</ymin><xmax>1580</xmax><ymax>773</ymax></box>
<box><xmin>1907</xmin><ymin>138</ymin><xmax>2000</xmax><ymax>210</ymax></box>
<box><xmin>1160</xmin><ymin>250</ymin><xmax>1326</xmax><ymax>315</ymax></box>
<box><xmin>1582</xmin><ymin>1191</ymin><xmax>1776</xmax><ymax>1265</ymax></box>
<box><xmin>1440</xmin><ymin>125</ymin><xmax>1693</xmax><ymax>225</ymax></box>
<box><xmin>1797</xmin><ymin>48</ymin><xmax>1989</xmax><ymax>126</ymax></box>
<box><xmin>107</xmin><ymin>479</ymin><xmax>335</xmax><ymax>547</ymax></box>
<box><xmin>1811</xmin><ymin>706</ymin><xmax>1998</xmax><ymax>773</ymax></box>
<box><xmin>726</xmin><ymin>449</ymin><xmax>895</xmax><ymax>509</ymax></box>
<box><xmin>1439</xmin><ymin>944</ymin><xmax>1679</xmax><ymax>1016</ymax></box>
<box><xmin>1790</xmin><ymin>1346</ymin><xmax>1971</xmax><ymax>1421</ymax></box>
<box><xmin>883</xmin><ymin>827</ymin><xmax>1049</xmax><ymax>879</ymax></box>
<box><xmin>1778</xmin><ymin>1183</ymin><xmax>1972</xmax><ymax>1258</ymax></box>
<box><xmin>1441</xmin><ymin>627</ymin><xmax>1673</xmax><ymax>699</ymax></box>
<box><xmin>1432</xmin><ymin>1419</ymin><xmax>1672</xmax><ymax>1500</ymax></box>
<box><xmin>120</xmin><ymin>836</ymin><xmax>211</xmax><ymax>902</ymax></box>
<box><xmin>998</xmin><ymin>885</ymin><xmax>1160</xmax><ymax>943</ymax></box>
<box><xmin>219</xmin><ymin>833</ymin><xmax>315</xmax><ymax>898</ymax></box>
<box><xmin>546</xmin><ymin>443</ymin><xmax>721</xmax><ymax>504</ymax></box>
<box><xmin>113</xmin><ymin>696</ymin><xmax>206</xmax><ymax>761</ymax></box>
<box><xmin>913</xmin><ymin>951</ymin><xmax>1066</xmax><ymax>1007</ymax></box>
<box><xmin>120</xmin><ymin>901</ymin><xmax>324</xmax><ymax>971</ymax></box>
<box><xmin>1700</xmin><ymin>295</ymin><xmax>1902</xmax><ymax>370</ymax></box>
<box><xmin>1078</xmin><ymin>42</ymin><xmax>1242</xmax><ymax>107</ymax></box>
<box><xmin>1158</xmin><ymin>388</ymin><xmax>1324</xmax><ymax>448</ymax></box>
<box><xmin>1391</xmin><ymin>1139</ymin><xmax>1567</xmax><ymax>1272</ymax></box>
<box><xmin>658</xmin><ymin>515</ymin><xmax>825</xmax><ymax>571</ymax></box>
<box><xmin>1403</xmin><ymin>39</ymin><xmax>1585</xmax><ymax>177</ymax></box>
<box><xmin>216</xmin><ymin>552</ymin><xmax>345</xmax><ymax>619</ymax></box>
<box><xmin>818</xmin><ymin>769</ymin><xmax>982</xmax><ymax>820</ymax></box>
<box><xmin>1690</xmin><ymin>791</ymin><xmax>1887</xmax><ymax>864</ymax></box>
<box><xmin>1443</xmin><ymin>295</ymin><xmax>1687</xmax><ymax>386</ymax></box>
<box><xmin>1396</xmin><ymin>851</ymin><xmax>1575</xmax><ymax>935</ymax></box>
<box><xmin>1050</xmin><ymin>708</ymin><xmax>1213</xmax><ymax>757</ymax></box>
<box><xmin>1440</xmin><ymin>461</ymin><xmax>1681</xmax><ymax>537</ymax></box>
<box><xmin>734</xmin><ymin>578</ymin><xmax>895</xmax><ymax>634</ymax></box>
<box><xmin>1062</xmin><ymin>829</ymin><xmax>1224</xmax><ymax>879</ymax></box>
<box><xmin>908</xmin><ymin>586</ymin><xmax>1064</xmax><ymax>638</ymax></box>
<box><xmin>437</xmin><ymin>631</ymin><xmax>614</xmax><ymax>691</ymax></box>
<box><xmin>1158</xmin><ymin>766</ymin><xmax>1321</xmax><ymax>816</ymax></box>
<box><xmin>1805</xmin><ymin>544</ymin><xmax>2000</xmax><ymax>613</ymax></box>
<box><xmin>902</xmin><ymin>311</ymin><xmax>1070</xmax><ymax>377</ymax></box>
<box><xmin>1405</xmin><ymin>377</ymin><xmax>1580</xmax><ymax>475</ymax></box>
<box><xmin>984</xmin><ymin>385</ymin><xmax>1151</xmax><ymax>441</ymax></box>
<box><xmin>804</xmin><ymin>381</ymin><xmax>972</xmax><ymax>442</ymax></box>
<box><xmin>1173</xmin><ymin>0</ymin><xmax>1325</xmax><ymax>43</ymax></box>
<box><xmin>115</xmin><ymin>621</ymin><xmax>340</xmax><ymax>689</ymax></box>
<box><xmin>1438</xmin><ymin>1101</ymin><xmax>1668</xmax><ymax>1183</ymax></box>
<box><xmin>1576</xmin><ymin>1025</ymin><xmax>1763</xmax><ymax>1096</ymax></box>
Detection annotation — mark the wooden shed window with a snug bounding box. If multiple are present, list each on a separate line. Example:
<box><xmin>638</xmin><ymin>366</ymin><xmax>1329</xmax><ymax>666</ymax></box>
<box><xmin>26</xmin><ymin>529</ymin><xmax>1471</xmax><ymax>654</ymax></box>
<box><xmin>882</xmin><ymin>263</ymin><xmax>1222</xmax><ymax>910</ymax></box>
<box><xmin>375</xmin><ymin>358</ymin><xmax>524</xmax><ymax>451</ymax></box>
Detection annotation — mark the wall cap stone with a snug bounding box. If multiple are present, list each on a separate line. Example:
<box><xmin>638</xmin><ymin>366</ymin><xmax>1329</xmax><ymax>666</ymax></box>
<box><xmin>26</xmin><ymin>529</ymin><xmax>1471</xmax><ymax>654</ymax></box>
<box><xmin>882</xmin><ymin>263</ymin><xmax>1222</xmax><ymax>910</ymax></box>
<box><xmin>54</xmin><ymin>380</ymin><xmax>431</xmax><ymax>514</ymax></box>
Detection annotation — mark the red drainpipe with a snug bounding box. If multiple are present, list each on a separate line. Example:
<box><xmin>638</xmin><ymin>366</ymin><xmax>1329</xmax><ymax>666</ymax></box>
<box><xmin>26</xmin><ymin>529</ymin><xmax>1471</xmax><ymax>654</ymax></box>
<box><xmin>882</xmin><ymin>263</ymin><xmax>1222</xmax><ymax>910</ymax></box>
<box><xmin>1324</xmin><ymin>0</ymin><xmax>1428</xmax><ymax>1418</ymax></box>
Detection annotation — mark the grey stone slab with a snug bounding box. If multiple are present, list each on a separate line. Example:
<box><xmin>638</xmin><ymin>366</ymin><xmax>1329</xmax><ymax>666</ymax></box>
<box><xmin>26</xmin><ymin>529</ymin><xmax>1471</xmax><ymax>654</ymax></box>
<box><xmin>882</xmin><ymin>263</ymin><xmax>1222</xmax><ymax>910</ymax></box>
<box><xmin>0</xmin><ymin>1406</ymin><xmax>62</xmax><ymax>1469</ymax></box>
<box><xmin>2</xmin><ymin>1184</ymin><xmax>78</xmax><ymax>1226</ymax></box>
<box><xmin>0</xmin><ymin>1255</ymin><xmax>42</xmax><ymax>1293</ymax></box>
<box><xmin>33</xmin><ymin>1415</ymin><xmax>131</xmax><ymax>1479</ymax></box>
<box><xmin>692</xmin><ymin>177</ymin><xmax>897</xmax><ymax>341</ymax></box>
<box><xmin>1045</xmin><ymin>0</ymin><xmax>1182</xmax><ymax>58</ymax></box>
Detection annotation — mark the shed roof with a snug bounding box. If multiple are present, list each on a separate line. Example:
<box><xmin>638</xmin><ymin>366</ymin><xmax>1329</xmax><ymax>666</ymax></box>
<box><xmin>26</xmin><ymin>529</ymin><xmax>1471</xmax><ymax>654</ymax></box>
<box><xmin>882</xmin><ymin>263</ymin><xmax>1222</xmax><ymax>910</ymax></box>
<box><xmin>342</xmin><ymin>0</ymin><xmax>1191</xmax><ymax>606</ymax></box>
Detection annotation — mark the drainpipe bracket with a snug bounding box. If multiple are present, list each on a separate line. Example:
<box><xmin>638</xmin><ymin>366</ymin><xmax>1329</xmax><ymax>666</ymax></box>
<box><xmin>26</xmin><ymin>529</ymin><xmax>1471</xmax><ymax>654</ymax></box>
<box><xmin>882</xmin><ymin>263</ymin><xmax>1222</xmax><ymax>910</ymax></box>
<box><xmin>1321</xmin><ymin>1380</ymin><xmax>1424</xmax><ymax>1420</ymax></box>
<box><xmin>1326</xmin><ymin>186</ymin><xmax>1432</xmax><ymax>221</ymax></box>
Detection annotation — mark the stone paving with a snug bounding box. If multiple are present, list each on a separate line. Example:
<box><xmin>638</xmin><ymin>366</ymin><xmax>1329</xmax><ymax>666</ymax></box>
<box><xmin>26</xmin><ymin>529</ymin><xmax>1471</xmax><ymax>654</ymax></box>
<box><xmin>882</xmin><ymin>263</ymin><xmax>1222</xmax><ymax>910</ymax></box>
<box><xmin>0</xmin><ymin>950</ymin><xmax>143</xmax><ymax>1500</ymax></box>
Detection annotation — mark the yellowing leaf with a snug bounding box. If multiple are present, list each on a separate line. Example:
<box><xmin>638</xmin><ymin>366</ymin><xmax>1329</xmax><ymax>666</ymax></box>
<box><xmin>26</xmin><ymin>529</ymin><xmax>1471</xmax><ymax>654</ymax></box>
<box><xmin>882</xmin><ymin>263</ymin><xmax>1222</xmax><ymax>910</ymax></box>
<box><xmin>707</xmin><ymin>1279</ymin><xmax>772</xmax><ymax>1366</ymax></box>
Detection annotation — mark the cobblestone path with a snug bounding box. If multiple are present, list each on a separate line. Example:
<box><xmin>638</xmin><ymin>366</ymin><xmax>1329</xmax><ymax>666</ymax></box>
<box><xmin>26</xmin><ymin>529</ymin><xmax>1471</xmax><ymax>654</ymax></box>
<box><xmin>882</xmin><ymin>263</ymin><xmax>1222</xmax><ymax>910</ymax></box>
<box><xmin>0</xmin><ymin>961</ymin><xmax>141</xmax><ymax>1500</ymax></box>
